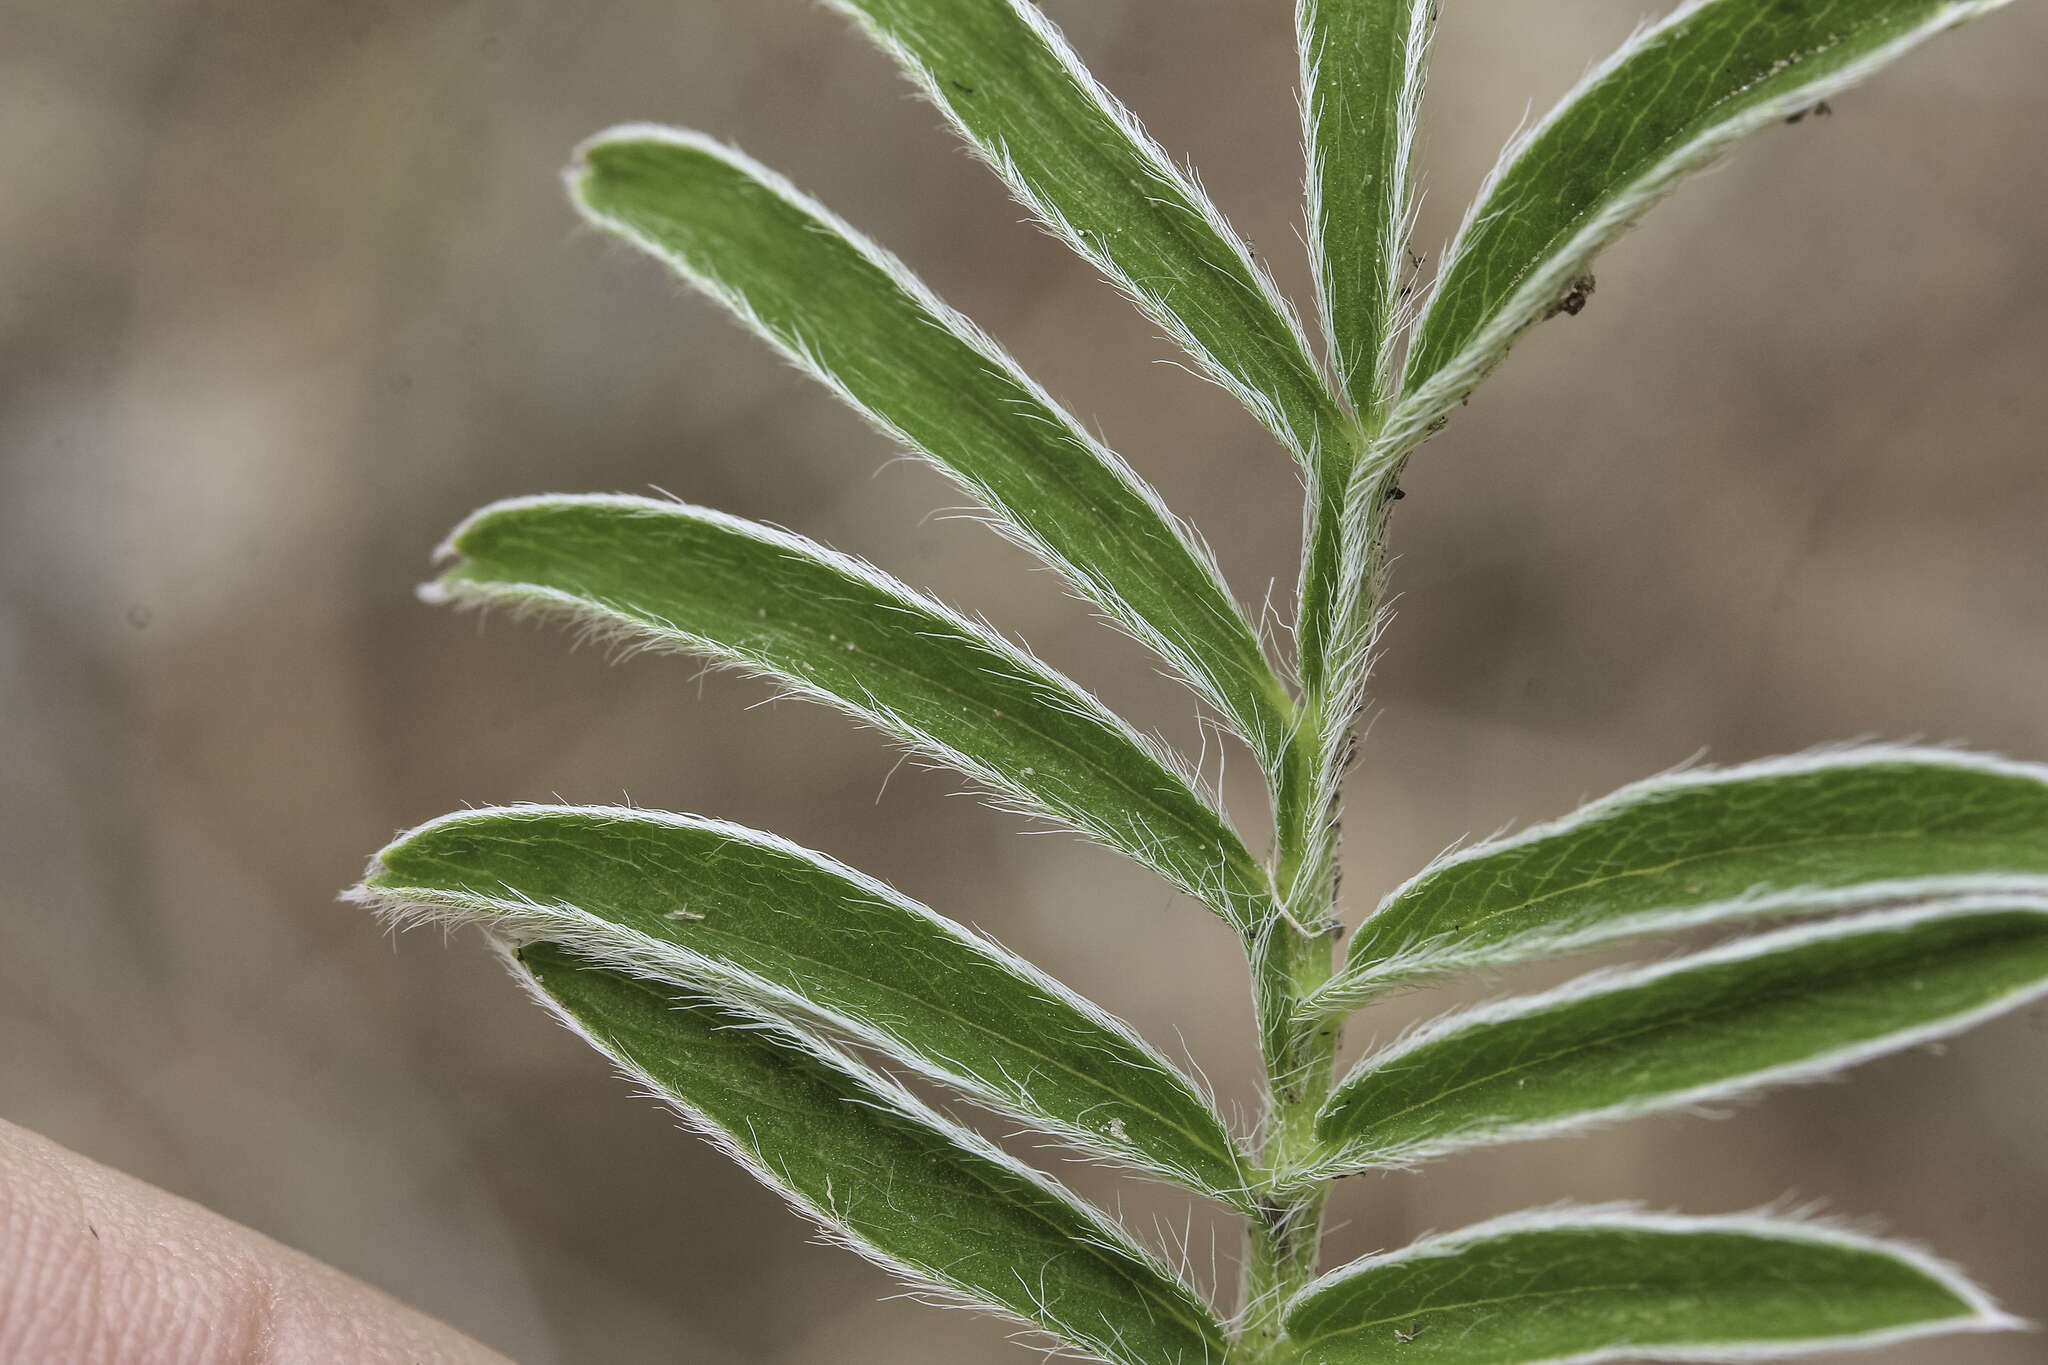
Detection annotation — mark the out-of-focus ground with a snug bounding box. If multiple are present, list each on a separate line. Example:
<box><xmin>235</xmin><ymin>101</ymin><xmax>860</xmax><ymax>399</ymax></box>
<box><xmin>3</xmin><ymin>2</ymin><xmax>2044</xmax><ymax>1361</ymax></box>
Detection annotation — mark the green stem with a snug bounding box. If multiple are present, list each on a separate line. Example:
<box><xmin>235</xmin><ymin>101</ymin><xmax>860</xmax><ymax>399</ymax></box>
<box><xmin>1237</xmin><ymin>421</ymin><xmax>1403</xmax><ymax>1362</ymax></box>
<box><xmin>1236</xmin><ymin>910</ymin><xmax>1342</xmax><ymax>1362</ymax></box>
<box><xmin>1235</xmin><ymin>655</ymin><xmax>1346</xmax><ymax>1359</ymax></box>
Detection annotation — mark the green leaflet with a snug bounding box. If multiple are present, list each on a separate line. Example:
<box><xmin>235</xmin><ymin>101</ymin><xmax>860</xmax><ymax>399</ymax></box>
<box><xmin>820</xmin><ymin>0</ymin><xmax>1350</xmax><ymax>473</ymax></box>
<box><xmin>1304</xmin><ymin>899</ymin><xmax>2048</xmax><ymax>1175</ymax></box>
<box><xmin>1312</xmin><ymin>747</ymin><xmax>2048</xmax><ymax>1012</ymax></box>
<box><xmin>569</xmin><ymin>130</ymin><xmax>1294</xmax><ymax>770</ymax></box>
<box><xmin>1297</xmin><ymin>0</ymin><xmax>1435</xmax><ymax>416</ymax></box>
<box><xmin>515</xmin><ymin>944</ymin><xmax>1228</xmax><ymax>1365</ymax></box>
<box><xmin>1387</xmin><ymin>0</ymin><xmax>2014</xmax><ymax>457</ymax></box>
<box><xmin>357</xmin><ymin>807</ymin><xmax>1250</xmax><ymax>1202</ymax></box>
<box><xmin>428</xmin><ymin>495</ymin><xmax>1275</xmax><ymax>929</ymax></box>
<box><xmin>1280</xmin><ymin>1209</ymin><xmax>2011</xmax><ymax>1363</ymax></box>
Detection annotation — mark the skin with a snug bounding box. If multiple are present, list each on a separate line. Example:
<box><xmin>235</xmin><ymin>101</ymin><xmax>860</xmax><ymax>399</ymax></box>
<box><xmin>0</xmin><ymin>1119</ymin><xmax>514</xmax><ymax>1365</ymax></box>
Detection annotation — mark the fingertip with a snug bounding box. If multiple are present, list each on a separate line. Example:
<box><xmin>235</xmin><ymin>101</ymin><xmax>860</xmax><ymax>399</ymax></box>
<box><xmin>0</xmin><ymin>1119</ymin><xmax>517</xmax><ymax>1365</ymax></box>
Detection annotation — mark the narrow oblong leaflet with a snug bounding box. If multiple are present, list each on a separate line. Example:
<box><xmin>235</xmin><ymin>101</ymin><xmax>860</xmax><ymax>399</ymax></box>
<box><xmin>1313</xmin><ymin>747</ymin><xmax>2048</xmax><ymax>1012</ymax></box>
<box><xmin>359</xmin><ymin>806</ymin><xmax>1251</xmax><ymax>1201</ymax></box>
<box><xmin>1306</xmin><ymin>899</ymin><xmax>2048</xmax><ymax>1175</ymax></box>
<box><xmin>1281</xmin><ymin>1208</ymin><xmax>2011</xmax><ymax>1363</ymax></box>
<box><xmin>428</xmin><ymin>494</ymin><xmax>1277</xmax><ymax>928</ymax></box>
<box><xmin>518</xmin><ymin>945</ymin><xmax>1230</xmax><ymax>1365</ymax></box>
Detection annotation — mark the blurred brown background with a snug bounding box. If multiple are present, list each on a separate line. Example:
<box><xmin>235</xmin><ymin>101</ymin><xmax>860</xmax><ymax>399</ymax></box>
<box><xmin>3</xmin><ymin>1</ymin><xmax>2044</xmax><ymax>1361</ymax></box>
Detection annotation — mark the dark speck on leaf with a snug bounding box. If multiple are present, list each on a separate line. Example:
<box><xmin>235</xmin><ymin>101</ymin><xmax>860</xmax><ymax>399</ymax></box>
<box><xmin>1389</xmin><ymin>486</ymin><xmax>1406</xmax><ymax>501</ymax></box>
<box><xmin>1549</xmin><ymin>273</ymin><xmax>1596</xmax><ymax>319</ymax></box>
<box><xmin>951</xmin><ymin>79</ymin><xmax>975</xmax><ymax>94</ymax></box>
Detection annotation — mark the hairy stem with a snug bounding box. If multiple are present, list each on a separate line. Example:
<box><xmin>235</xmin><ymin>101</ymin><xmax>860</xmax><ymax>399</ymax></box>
<box><xmin>1235</xmin><ymin>418</ymin><xmax>1402</xmax><ymax>1360</ymax></box>
<box><xmin>1237</xmin><ymin>911</ymin><xmax>1342</xmax><ymax>1360</ymax></box>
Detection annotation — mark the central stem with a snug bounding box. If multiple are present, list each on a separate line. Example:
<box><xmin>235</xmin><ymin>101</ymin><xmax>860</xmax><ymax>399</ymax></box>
<box><xmin>1235</xmin><ymin>431</ymin><xmax>1401</xmax><ymax>1361</ymax></box>
<box><xmin>1236</xmin><ymin>908</ymin><xmax>1342</xmax><ymax>1361</ymax></box>
<box><xmin>1236</xmin><ymin>654</ymin><xmax>1348</xmax><ymax>1359</ymax></box>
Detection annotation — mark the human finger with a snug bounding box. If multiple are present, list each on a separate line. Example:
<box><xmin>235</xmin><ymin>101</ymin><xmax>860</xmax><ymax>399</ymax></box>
<box><xmin>0</xmin><ymin>1118</ymin><xmax>517</xmax><ymax>1365</ymax></box>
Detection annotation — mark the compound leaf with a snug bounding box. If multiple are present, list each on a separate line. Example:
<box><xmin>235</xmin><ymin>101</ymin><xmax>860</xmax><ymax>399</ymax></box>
<box><xmin>516</xmin><ymin>943</ymin><xmax>1228</xmax><ymax>1365</ymax></box>
<box><xmin>821</xmin><ymin>0</ymin><xmax>1351</xmax><ymax>475</ymax></box>
<box><xmin>1280</xmin><ymin>1208</ymin><xmax>2013</xmax><ymax>1363</ymax></box>
<box><xmin>1303</xmin><ymin>899</ymin><xmax>2048</xmax><ymax>1175</ymax></box>
<box><xmin>356</xmin><ymin>806</ymin><xmax>1251</xmax><ymax>1202</ymax></box>
<box><xmin>1312</xmin><ymin>747</ymin><xmax>2048</xmax><ymax>1012</ymax></box>
<box><xmin>570</xmin><ymin>129</ymin><xmax>1294</xmax><ymax>768</ymax></box>
<box><xmin>1298</xmin><ymin>0</ymin><xmax>1436</xmax><ymax>416</ymax></box>
<box><xmin>427</xmin><ymin>495</ymin><xmax>1276</xmax><ymax>929</ymax></box>
<box><xmin>1387</xmin><ymin>0</ymin><xmax>2016</xmax><ymax>457</ymax></box>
